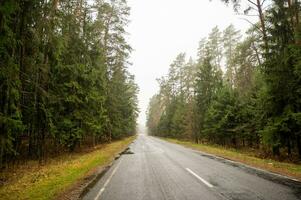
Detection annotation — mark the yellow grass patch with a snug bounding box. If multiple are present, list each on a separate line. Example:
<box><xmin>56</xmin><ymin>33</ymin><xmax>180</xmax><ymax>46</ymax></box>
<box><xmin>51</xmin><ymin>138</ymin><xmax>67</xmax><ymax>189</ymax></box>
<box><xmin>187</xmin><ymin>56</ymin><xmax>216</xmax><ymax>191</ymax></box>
<box><xmin>0</xmin><ymin>136</ymin><xmax>135</xmax><ymax>200</ymax></box>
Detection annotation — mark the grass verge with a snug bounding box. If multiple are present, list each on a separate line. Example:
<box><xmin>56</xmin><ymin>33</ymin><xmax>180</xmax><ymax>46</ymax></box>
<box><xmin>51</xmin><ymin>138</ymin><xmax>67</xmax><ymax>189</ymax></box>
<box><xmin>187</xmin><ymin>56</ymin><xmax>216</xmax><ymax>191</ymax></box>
<box><xmin>0</xmin><ymin>136</ymin><xmax>135</xmax><ymax>200</ymax></box>
<box><xmin>163</xmin><ymin>138</ymin><xmax>301</xmax><ymax>181</ymax></box>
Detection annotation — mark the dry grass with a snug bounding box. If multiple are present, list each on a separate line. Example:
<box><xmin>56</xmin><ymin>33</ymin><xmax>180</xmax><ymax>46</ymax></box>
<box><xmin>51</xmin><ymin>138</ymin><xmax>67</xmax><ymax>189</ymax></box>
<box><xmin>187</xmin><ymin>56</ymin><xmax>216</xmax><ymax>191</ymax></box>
<box><xmin>164</xmin><ymin>138</ymin><xmax>301</xmax><ymax>181</ymax></box>
<box><xmin>0</xmin><ymin>136</ymin><xmax>135</xmax><ymax>200</ymax></box>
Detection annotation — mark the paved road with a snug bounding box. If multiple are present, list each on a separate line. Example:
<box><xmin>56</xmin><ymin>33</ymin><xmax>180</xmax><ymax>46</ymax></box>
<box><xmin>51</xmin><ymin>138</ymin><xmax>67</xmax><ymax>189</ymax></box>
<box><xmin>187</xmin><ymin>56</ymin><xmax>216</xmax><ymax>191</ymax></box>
<box><xmin>83</xmin><ymin>134</ymin><xmax>301</xmax><ymax>200</ymax></box>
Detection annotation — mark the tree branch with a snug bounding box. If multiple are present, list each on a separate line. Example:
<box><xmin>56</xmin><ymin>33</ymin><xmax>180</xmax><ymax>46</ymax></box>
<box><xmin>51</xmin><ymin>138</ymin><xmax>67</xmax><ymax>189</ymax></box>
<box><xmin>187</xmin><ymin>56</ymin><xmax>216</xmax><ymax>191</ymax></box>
<box><xmin>246</xmin><ymin>0</ymin><xmax>259</xmax><ymax>8</ymax></box>
<box><xmin>239</xmin><ymin>17</ymin><xmax>263</xmax><ymax>34</ymax></box>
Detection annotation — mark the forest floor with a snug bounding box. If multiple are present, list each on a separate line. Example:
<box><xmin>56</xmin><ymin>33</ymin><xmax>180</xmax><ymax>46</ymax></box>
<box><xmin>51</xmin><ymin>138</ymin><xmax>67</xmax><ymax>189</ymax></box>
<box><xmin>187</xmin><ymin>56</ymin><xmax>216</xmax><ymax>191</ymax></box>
<box><xmin>0</xmin><ymin>136</ymin><xmax>135</xmax><ymax>200</ymax></box>
<box><xmin>163</xmin><ymin>138</ymin><xmax>301</xmax><ymax>181</ymax></box>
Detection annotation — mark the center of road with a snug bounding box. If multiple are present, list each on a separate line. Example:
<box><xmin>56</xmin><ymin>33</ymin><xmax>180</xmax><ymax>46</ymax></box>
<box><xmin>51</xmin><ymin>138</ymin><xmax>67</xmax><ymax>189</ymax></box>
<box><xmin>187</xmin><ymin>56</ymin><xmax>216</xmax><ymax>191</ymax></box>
<box><xmin>186</xmin><ymin>168</ymin><xmax>214</xmax><ymax>188</ymax></box>
<box><xmin>93</xmin><ymin>150</ymin><xmax>213</xmax><ymax>200</ymax></box>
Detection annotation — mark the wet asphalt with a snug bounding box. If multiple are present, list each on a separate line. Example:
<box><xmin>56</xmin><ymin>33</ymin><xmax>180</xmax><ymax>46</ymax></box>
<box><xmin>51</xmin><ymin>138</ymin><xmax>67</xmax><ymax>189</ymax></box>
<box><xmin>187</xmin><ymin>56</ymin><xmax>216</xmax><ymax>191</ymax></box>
<box><xmin>82</xmin><ymin>134</ymin><xmax>301</xmax><ymax>200</ymax></box>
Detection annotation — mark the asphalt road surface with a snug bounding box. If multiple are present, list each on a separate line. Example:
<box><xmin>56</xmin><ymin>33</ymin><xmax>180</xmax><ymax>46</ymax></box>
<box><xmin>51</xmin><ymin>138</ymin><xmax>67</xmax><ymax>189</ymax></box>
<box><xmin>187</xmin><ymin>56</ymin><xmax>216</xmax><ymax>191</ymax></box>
<box><xmin>83</xmin><ymin>134</ymin><xmax>301</xmax><ymax>200</ymax></box>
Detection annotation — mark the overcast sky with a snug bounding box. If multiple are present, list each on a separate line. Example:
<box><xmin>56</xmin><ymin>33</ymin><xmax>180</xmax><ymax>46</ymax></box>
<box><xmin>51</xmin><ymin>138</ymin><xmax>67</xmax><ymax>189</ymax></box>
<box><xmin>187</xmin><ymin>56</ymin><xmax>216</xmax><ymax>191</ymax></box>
<box><xmin>126</xmin><ymin>0</ymin><xmax>252</xmax><ymax>125</ymax></box>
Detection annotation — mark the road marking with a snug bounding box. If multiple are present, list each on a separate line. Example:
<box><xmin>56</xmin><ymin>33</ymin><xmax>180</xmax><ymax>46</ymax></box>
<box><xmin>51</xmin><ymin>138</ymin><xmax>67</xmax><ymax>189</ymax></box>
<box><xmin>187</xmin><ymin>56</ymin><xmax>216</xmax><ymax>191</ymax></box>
<box><xmin>94</xmin><ymin>160</ymin><xmax>122</xmax><ymax>200</ymax></box>
<box><xmin>186</xmin><ymin>168</ymin><xmax>213</xmax><ymax>188</ymax></box>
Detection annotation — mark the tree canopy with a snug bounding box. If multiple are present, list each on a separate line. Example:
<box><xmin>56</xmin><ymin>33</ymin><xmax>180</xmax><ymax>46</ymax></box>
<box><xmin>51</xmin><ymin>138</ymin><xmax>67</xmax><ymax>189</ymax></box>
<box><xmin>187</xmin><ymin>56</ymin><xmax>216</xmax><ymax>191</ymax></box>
<box><xmin>147</xmin><ymin>0</ymin><xmax>301</xmax><ymax>160</ymax></box>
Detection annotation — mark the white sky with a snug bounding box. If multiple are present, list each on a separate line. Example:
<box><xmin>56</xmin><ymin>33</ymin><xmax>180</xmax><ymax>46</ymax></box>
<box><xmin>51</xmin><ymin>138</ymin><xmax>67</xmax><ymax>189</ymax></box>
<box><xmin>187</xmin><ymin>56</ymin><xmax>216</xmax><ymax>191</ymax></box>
<box><xmin>126</xmin><ymin>0</ymin><xmax>253</xmax><ymax>125</ymax></box>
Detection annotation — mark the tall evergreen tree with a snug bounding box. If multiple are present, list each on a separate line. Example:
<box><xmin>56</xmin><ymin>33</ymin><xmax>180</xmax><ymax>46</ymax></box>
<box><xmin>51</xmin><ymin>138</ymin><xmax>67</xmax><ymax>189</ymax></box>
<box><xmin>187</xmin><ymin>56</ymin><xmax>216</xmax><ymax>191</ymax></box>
<box><xmin>0</xmin><ymin>0</ymin><xmax>139</xmax><ymax>167</ymax></box>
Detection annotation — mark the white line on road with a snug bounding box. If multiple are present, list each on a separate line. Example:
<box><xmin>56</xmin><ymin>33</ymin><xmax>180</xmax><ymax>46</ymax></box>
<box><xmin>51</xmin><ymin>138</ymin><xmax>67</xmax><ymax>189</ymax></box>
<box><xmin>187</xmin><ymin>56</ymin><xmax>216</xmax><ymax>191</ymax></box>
<box><xmin>186</xmin><ymin>168</ymin><xmax>213</xmax><ymax>188</ymax></box>
<box><xmin>94</xmin><ymin>160</ymin><xmax>122</xmax><ymax>200</ymax></box>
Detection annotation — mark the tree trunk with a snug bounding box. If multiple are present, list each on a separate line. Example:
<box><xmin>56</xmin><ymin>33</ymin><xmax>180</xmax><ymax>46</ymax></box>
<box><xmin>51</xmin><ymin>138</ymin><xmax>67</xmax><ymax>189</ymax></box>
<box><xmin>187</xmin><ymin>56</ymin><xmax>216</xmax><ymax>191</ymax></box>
<box><xmin>273</xmin><ymin>145</ymin><xmax>280</xmax><ymax>157</ymax></box>
<box><xmin>0</xmin><ymin>135</ymin><xmax>4</xmax><ymax>169</ymax></box>
<box><xmin>256</xmin><ymin>0</ymin><xmax>268</xmax><ymax>50</ymax></box>
<box><xmin>297</xmin><ymin>135</ymin><xmax>301</xmax><ymax>159</ymax></box>
<box><xmin>287</xmin><ymin>137</ymin><xmax>292</xmax><ymax>156</ymax></box>
<box><xmin>288</xmin><ymin>0</ymin><xmax>294</xmax><ymax>26</ymax></box>
<box><xmin>295</xmin><ymin>0</ymin><xmax>299</xmax><ymax>25</ymax></box>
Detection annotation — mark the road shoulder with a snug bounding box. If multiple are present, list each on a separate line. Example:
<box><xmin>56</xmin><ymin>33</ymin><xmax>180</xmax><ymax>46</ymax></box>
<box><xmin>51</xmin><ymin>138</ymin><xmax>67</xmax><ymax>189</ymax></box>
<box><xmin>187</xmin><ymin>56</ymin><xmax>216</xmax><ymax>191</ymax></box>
<box><xmin>160</xmin><ymin>137</ymin><xmax>301</xmax><ymax>182</ymax></box>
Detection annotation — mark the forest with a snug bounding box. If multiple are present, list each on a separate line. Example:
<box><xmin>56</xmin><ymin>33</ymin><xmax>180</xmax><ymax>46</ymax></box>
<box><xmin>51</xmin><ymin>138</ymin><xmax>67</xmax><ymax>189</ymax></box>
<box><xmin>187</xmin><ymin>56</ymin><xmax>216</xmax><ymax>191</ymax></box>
<box><xmin>0</xmin><ymin>0</ymin><xmax>139</xmax><ymax>168</ymax></box>
<box><xmin>147</xmin><ymin>0</ymin><xmax>301</xmax><ymax>160</ymax></box>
